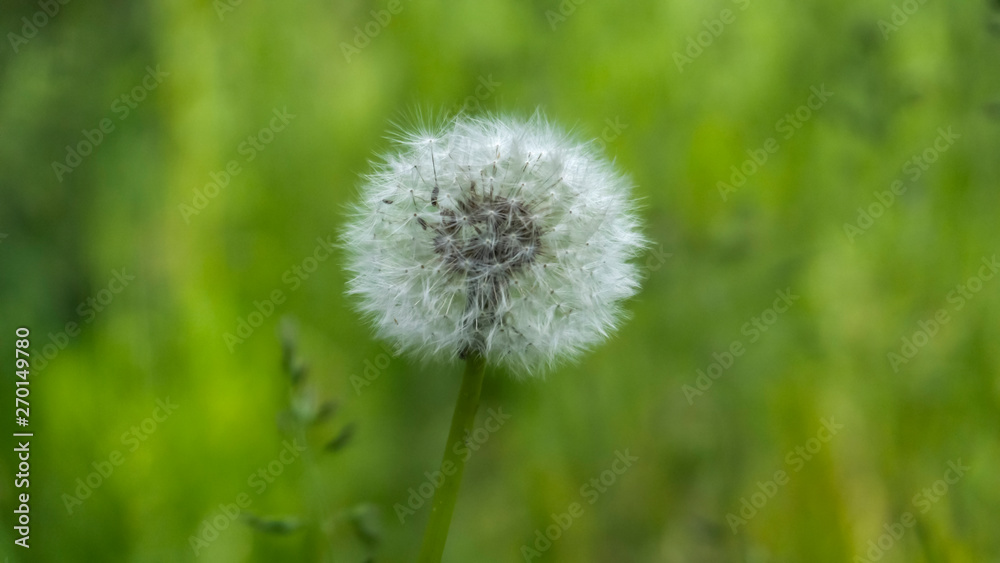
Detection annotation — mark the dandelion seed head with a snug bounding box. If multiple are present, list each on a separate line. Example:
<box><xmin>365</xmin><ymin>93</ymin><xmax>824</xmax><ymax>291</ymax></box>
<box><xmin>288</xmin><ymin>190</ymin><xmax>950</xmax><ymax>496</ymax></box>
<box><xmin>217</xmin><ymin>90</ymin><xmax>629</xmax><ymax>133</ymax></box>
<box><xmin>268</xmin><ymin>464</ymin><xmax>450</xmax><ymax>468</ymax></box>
<box><xmin>342</xmin><ymin>113</ymin><xmax>646</xmax><ymax>375</ymax></box>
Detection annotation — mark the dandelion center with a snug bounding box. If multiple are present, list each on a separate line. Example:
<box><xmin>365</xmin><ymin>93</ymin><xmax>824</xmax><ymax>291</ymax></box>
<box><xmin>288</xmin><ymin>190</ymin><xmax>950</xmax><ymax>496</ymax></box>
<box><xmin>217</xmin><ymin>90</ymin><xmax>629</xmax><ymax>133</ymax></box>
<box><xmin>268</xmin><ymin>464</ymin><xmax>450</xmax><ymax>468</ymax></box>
<box><xmin>430</xmin><ymin>190</ymin><xmax>545</xmax><ymax>353</ymax></box>
<box><xmin>431</xmin><ymin>192</ymin><xmax>543</xmax><ymax>281</ymax></box>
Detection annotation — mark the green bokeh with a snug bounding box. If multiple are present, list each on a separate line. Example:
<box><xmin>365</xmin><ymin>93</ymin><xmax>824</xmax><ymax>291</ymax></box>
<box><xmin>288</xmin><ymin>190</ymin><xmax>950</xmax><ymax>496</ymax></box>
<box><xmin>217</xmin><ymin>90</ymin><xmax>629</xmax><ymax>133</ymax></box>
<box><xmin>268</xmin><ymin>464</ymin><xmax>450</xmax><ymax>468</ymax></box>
<box><xmin>1</xmin><ymin>0</ymin><xmax>999</xmax><ymax>561</ymax></box>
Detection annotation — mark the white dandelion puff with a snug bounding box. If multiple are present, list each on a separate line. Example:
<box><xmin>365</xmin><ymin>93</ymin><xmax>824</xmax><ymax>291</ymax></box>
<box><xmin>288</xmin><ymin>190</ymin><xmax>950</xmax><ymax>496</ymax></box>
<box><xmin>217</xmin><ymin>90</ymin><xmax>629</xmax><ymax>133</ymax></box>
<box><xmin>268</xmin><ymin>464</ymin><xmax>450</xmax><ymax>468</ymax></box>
<box><xmin>341</xmin><ymin>112</ymin><xmax>646</xmax><ymax>375</ymax></box>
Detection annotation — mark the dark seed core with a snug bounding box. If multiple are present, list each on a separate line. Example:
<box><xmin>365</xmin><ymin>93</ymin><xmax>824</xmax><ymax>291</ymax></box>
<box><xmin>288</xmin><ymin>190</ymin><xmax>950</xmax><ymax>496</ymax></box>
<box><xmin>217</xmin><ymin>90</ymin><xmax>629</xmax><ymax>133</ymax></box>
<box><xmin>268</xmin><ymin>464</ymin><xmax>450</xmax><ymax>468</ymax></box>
<box><xmin>431</xmin><ymin>193</ymin><xmax>545</xmax><ymax>356</ymax></box>
<box><xmin>432</xmin><ymin>194</ymin><xmax>543</xmax><ymax>280</ymax></box>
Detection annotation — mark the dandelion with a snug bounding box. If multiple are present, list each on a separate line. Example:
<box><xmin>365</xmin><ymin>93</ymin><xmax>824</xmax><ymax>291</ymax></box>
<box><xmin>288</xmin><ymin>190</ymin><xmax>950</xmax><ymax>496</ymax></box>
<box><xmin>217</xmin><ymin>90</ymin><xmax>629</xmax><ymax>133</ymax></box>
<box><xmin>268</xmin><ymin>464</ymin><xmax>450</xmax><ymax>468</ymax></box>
<box><xmin>341</xmin><ymin>112</ymin><xmax>645</xmax><ymax>560</ymax></box>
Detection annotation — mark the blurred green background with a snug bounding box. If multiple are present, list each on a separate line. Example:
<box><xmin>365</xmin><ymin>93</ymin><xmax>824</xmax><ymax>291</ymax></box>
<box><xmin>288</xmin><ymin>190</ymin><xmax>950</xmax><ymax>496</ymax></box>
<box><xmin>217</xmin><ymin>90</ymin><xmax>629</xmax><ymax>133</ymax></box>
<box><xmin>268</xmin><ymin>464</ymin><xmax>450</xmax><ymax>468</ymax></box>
<box><xmin>2</xmin><ymin>0</ymin><xmax>999</xmax><ymax>561</ymax></box>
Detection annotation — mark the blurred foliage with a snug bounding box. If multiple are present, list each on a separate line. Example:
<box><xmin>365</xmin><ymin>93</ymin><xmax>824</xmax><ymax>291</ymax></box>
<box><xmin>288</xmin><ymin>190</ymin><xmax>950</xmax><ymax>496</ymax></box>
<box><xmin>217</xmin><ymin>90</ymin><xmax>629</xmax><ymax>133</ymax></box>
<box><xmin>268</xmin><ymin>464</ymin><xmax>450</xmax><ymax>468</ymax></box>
<box><xmin>2</xmin><ymin>0</ymin><xmax>1000</xmax><ymax>561</ymax></box>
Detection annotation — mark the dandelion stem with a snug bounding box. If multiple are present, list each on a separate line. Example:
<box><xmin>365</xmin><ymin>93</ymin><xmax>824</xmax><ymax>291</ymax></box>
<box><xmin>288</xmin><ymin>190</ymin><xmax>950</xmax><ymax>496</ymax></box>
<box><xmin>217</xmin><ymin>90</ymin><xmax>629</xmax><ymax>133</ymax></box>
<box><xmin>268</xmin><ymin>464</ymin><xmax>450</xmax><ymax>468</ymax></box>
<box><xmin>417</xmin><ymin>352</ymin><xmax>487</xmax><ymax>562</ymax></box>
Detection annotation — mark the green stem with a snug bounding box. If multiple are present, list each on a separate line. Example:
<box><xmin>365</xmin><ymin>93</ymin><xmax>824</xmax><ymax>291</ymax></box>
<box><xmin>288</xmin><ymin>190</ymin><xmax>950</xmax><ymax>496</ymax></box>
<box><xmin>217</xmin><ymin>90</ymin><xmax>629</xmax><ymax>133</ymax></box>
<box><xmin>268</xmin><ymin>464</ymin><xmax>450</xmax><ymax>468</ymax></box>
<box><xmin>417</xmin><ymin>353</ymin><xmax>487</xmax><ymax>563</ymax></box>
